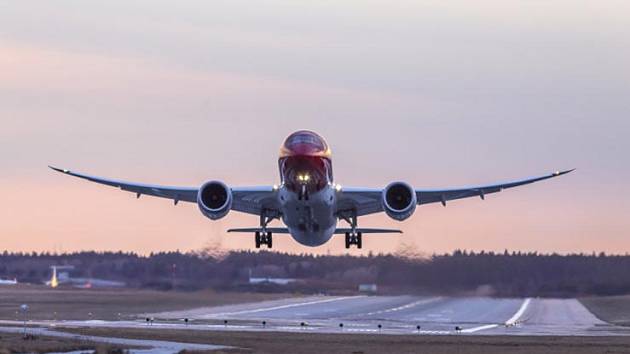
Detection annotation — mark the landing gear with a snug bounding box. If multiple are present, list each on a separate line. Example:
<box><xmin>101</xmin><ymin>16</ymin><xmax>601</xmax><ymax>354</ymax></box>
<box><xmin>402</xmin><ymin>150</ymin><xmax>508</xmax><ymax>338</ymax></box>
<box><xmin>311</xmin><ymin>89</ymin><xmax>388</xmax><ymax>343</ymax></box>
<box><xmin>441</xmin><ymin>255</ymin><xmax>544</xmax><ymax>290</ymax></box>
<box><xmin>255</xmin><ymin>231</ymin><xmax>273</xmax><ymax>249</ymax></box>
<box><xmin>345</xmin><ymin>231</ymin><xmax>362</xmax><ymax>249</ymax></box>
<box><xmin>255</xmin><ymin>210</ymin><xmax>277</xmax><ymax>249</ymax></box>
<box><xmin>342</xmin><ymin>210</ymin><xmax>362</xmax><ymax>249</ymax></box>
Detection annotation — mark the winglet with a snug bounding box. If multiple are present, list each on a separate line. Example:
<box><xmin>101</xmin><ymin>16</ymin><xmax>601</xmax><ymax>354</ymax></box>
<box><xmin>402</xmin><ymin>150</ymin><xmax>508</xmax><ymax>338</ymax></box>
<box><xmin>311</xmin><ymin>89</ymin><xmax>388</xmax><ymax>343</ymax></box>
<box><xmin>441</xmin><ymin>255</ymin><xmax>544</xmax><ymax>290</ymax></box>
<box><xmin>553</xmin><ymin>168</ymin><xmax>575</xmax><ymax>177</ymax></box>
<box><xmin>49</xmin><ymin>165</ymin><xmax>70</xmax><ymax>174</ymax></box>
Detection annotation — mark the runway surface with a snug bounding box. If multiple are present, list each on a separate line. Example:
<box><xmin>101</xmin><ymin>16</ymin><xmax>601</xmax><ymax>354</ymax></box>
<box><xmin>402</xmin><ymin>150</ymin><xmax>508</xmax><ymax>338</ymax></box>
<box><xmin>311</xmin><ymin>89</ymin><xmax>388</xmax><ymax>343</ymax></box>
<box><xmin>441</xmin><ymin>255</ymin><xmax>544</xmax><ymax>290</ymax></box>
<box><xmin>1</xmin><ymin>295</ymin><xmax>625</xmax><ymax>354</ymax></box>
<box><xmin>5</xmin><ymin>295</ymin><xmax>625</xmax><ymax>337</ymax></box>
<box><xmin>142</xmin><ymin>295</ymin><xmax>629</xmax><ymax>336</ymax></box>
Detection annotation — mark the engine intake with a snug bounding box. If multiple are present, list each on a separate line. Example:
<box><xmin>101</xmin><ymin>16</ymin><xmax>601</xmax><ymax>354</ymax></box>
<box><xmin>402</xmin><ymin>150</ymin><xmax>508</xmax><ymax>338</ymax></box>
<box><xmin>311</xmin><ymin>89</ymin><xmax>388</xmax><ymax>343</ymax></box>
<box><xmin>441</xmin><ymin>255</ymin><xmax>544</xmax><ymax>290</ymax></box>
<box><xmin>197</xmin><ymin>181</ymin><xmax>232</xmax><ymax>220</ymax></box>
<box><xmin>382</xmin><ymin>182</ymin><xmax>417</xmax><ymax>221</ymax></box>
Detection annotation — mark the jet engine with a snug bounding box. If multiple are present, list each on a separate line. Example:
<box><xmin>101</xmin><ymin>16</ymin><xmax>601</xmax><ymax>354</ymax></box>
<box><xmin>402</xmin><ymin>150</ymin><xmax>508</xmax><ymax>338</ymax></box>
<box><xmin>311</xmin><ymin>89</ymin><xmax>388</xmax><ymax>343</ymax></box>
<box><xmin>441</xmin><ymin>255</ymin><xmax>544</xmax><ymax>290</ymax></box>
<box><xmin>197</xmin><ymin>181</ymin><xmax>232</xmax><ymax>220</ymax></box>
<box><xmin>382</xmin><ymin>182</ymin><xmax>417</xmax><ymax>221</ymax></box>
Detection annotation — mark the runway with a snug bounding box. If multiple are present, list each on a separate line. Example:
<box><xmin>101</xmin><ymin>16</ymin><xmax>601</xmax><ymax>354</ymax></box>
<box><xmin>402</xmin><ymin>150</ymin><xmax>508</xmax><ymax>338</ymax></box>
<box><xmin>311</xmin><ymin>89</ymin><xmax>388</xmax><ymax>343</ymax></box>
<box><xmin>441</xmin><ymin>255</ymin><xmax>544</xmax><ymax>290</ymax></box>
<box><xmin>143</xmin><ymin>295</ymin><xmax>629</xmax><ymax>336</ymax></box>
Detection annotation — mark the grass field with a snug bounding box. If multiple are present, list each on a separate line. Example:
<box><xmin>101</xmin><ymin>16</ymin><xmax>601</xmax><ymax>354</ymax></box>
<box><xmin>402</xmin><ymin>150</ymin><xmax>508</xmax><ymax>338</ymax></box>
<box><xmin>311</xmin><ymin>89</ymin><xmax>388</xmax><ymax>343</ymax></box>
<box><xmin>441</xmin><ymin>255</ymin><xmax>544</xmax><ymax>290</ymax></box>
<box><xmin>61</xmin><ymin>327</ymin><xmax>630</xmax><ymax>354</ymax></box>
<box><xmin>581</xmin><ymin>295</ymin><xmax>630</xmax><ymax>326</ymax></box>
<box><xmin>0</xmin><ymin>331</ymin><xmax>129</xmax><ymax>354</ymax></box>
<box><xmin>0</xmin><ymin>285</ymin><xmax>291</xmax><ymax>321</ymax></box>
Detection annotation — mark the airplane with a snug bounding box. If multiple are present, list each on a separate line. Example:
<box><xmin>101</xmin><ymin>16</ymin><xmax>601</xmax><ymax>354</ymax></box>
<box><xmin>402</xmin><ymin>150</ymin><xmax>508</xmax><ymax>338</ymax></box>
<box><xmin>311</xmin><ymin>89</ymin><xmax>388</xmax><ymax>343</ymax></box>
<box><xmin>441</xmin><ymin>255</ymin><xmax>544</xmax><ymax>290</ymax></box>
<box><xmin>50</xmin><ymin>130</ymin><xmax>573</xmax><ymax>249</ymax></box>
<box><xmin>0</xmin><ymin>278</ymin><xmax>17</xmax><ymax>285</ymax></box>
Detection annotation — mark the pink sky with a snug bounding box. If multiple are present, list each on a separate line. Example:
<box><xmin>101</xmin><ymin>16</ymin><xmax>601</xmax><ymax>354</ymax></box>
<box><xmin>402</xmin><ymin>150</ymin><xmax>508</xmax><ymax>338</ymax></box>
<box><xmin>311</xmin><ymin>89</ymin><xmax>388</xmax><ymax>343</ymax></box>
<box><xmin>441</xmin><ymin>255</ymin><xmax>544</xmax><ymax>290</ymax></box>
<box><xmin>1</xmin><ymin>1</ymin><xmax>629</xmax><ymax>255</ymax></box>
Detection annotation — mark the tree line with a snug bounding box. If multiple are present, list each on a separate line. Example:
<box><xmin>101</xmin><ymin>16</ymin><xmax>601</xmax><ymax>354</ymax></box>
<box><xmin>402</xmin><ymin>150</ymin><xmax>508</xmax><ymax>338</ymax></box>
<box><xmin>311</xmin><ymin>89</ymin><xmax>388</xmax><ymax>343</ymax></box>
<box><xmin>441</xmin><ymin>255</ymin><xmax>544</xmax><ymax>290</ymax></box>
<box><xmin>0</xmin><ymin>249</ymin><xmax>628</xmax><ymax>297</ymax></box>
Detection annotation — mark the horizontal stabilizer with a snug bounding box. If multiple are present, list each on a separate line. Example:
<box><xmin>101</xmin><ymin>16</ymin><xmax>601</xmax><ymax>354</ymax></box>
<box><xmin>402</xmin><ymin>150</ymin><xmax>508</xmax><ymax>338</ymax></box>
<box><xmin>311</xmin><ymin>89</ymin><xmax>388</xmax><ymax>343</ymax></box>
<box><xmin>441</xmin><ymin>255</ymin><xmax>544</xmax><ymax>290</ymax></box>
<box><xmin>227</xmin><ymin>227</ymin><xmax>291</xmax><ymax>234</ymax></box>
<box><xmin>227</xmin><ymin>227</ymin><xmax>402</xmax><ymax>234</ymax></box>
<box><xmin>333</xmin><ymin>228</ymin><xmax>402</xmax><ymax>234</ymax></box>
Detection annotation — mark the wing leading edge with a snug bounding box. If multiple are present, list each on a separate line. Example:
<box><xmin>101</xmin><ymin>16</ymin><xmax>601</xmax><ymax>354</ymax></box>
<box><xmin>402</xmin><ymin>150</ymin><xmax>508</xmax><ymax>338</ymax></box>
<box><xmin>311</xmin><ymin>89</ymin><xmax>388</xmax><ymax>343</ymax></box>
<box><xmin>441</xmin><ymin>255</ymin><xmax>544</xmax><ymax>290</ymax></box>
<box><xmin>337</xmin><ymin>169</ymin><xmax>574</xmax><ymax>216</ymax></box>
<box><xmin>48</xmin><ymin>166</ymin><xmax>278</xmax><ymax>215</ymax></box>
<box><xmin>50</xmin><ymin>166</ymin><xmax>574</xmax><ymax>219</ymax></box>
<box><xmin>49</xmin><ymin>165</ymin><xmax>198</xmax><ymax>203</ymax></box>
<box><xmin>416</xmin><ymin>169</ymin><xmax>575</xmax><ymax>206</ymax></box>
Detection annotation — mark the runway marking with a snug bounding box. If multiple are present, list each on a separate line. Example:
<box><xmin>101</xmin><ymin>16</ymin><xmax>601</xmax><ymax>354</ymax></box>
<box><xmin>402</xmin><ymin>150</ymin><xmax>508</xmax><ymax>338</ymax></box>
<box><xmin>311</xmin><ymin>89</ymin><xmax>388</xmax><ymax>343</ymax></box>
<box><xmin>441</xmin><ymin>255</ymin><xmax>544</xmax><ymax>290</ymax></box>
<box><xmin>276</xmin><ymin>326</ymin><xmax>317</xmax><ymax>331</ymax></box>
<box><xmin>206</xmin><ymin>324</ymin><xmax>249</xmax><ymax>329</ymax></box>
<box><xmin>363</xmin><ymin>297</ymin><xmax>442</xmax><ymax>316</ymax></box>
<box><xmin>505</xmin><ymin>298</ymin><xmax>531</xmax><ymax>326</ymax></box>
<box><xmin>208</xmin><ymin>296</ymin><xmax>366</xmax><ymax>317</ymax></box>
<box><xmin>347</xmin><ymin>328</ymin><xmax>379</xmax><ymax>333</ymax></box>
<box><xmin>419</xmin><ymin>330</ymin><xmax>451</xmax><ymax>335</ymax></box>
<box><xmin>456</xmin><ymin>298</ymin><xmax>532</xmax><ymax>334</ymax></box>
<box><xmin>460</xmin><ymin>324</ymin><xmax>499</xmax><ymax>333</ymax></box>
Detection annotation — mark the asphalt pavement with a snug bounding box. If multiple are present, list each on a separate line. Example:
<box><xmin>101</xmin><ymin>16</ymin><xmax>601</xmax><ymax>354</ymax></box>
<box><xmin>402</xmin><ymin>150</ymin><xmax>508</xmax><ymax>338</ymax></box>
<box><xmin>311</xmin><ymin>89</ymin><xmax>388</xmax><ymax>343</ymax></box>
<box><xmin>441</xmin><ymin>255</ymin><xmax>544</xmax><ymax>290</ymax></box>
<box><xmin>4</xmin><ymin>295</ymin><xmax>625</xmax><ymax>337</ymax></box>
<box><xmin>142</xmin><ymin>295</ymin><xmax>629</xmax><ymax>336</ymax></box>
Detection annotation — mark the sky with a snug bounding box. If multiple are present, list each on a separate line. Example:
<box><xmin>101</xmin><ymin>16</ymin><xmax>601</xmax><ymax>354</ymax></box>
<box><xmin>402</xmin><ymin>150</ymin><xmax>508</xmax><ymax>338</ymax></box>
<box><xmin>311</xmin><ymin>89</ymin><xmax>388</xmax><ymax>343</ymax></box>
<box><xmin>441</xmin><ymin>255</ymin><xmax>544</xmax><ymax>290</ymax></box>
<box><xmin>1</xmin><ymin>1</ymin><xmax>629</xmax><ymax>255</ymax></box>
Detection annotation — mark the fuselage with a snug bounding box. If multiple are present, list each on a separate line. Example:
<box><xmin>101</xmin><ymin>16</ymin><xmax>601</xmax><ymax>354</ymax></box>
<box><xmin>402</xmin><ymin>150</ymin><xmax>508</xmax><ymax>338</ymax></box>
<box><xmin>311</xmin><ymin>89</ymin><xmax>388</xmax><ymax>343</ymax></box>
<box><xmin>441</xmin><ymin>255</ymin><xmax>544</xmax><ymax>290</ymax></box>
<box><xmin>278</xmin><ymin>130</ymin><xmax>337</xmax><ymax>246</ymax></box>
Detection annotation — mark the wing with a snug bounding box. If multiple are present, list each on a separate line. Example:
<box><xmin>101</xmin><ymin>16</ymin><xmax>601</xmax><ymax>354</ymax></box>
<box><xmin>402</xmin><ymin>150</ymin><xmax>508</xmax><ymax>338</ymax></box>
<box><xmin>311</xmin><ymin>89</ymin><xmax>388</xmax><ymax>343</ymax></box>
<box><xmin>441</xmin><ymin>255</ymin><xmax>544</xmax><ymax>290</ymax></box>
<box><xmin>231</xmin><ymin>186</ymin><xmax>280</xmax><ymax>215</ymax></box>
<box><xmin>49</xmin><ymin>165</ymin><xmax>198</xmax><ymax>203</ymax></box>
<box><xmin>49</xmin><ymin>166</ymin><xmax>278</xmax><ymax>215</ymax></box>
<box><xmin>336</xmin><ymin>169</ymin><xmax>574</xmax><ymax>217</ymax></box>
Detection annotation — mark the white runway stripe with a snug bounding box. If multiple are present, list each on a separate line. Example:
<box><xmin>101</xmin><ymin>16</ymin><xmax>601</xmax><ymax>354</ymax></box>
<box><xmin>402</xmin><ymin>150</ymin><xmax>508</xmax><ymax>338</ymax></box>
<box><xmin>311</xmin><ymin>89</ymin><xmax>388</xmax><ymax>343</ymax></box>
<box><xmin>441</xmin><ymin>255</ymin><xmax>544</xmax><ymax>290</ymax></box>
<box><xmin>452</xmin><ymin>298</ymin><xmax>531</xmax><ymax>334</ymax></box>
<box><xmin>460</xmin><ymin>324</ymin><xmax>499</xmax><ymax>333</ymax></box>
<box><xmin>209</xmin><ymin>296</ymin><xmax>366</xmax><ymax>317</ymax></box>
<box><xmin>363</xmin><ymin>297</ymin><xmax>442</xmax><ymax>316</ymax></box>
<box><xmin>505</xmin><ymin>298</ymin><xmax>531</xmax><ymax>326</ymax></box>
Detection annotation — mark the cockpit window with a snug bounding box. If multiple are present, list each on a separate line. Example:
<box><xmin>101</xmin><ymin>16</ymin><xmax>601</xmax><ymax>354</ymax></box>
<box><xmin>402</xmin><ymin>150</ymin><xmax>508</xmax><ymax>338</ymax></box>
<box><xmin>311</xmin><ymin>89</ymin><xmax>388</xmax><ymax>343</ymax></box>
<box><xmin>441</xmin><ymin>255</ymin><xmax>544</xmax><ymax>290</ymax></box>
<box><xmin>283</xmin><ymin>131</ymin><xmax>327</xmax><ymax>152</ymax></box>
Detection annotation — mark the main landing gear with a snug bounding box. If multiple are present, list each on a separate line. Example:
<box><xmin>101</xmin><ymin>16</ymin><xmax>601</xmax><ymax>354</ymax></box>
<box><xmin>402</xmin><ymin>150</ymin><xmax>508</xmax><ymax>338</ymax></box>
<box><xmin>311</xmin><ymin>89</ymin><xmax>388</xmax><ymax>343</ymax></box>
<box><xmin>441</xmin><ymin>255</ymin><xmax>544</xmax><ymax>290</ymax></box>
<box><xmin>345</xmin><ymin>231</ymin><xmax>362</xmax><ymax>249</ymax></box>
<box><xmin>255</xmin><ymin>231</ymin><xmax>273</xmax><ymax>249</ymax></box>
<box><xmin>341</xmin><ymin>210</ymin><xmax>362</xmax><ymax>249</ymax></box>
<box><xmin>255</xmin><ymin>210</ymin><xmax>277</xmax><ymax>249</ymax></box>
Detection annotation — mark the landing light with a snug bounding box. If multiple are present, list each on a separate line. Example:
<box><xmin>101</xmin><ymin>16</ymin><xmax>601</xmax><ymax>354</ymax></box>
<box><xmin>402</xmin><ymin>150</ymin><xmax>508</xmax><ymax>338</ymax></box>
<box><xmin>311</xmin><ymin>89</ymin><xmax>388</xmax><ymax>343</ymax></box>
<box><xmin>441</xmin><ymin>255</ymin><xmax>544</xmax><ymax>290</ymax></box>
<box><xmin>335</xmin><ymin>184</ymin><xmax>342</xmax><ymax>192</ymax></box>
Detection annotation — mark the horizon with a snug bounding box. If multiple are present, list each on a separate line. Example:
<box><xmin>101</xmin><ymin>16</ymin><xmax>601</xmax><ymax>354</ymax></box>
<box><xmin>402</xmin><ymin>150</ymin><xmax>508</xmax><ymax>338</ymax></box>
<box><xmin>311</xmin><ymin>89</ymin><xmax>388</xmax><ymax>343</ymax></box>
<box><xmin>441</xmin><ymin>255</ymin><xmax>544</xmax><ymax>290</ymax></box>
<box><xmin>1</xmin><ymin>247</ymin><xmax>628</xmax><ymax>258</ymax></box>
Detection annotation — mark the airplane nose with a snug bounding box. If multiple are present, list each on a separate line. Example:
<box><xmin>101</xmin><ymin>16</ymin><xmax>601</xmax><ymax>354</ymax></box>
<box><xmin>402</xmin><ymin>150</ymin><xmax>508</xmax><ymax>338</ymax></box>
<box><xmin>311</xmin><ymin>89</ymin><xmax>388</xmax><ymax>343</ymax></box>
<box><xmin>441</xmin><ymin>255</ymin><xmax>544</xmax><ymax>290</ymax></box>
<box><xmin>280</xmin><ymin>130</ymin><xmax>331</xmax><ymax>158</ymax></box>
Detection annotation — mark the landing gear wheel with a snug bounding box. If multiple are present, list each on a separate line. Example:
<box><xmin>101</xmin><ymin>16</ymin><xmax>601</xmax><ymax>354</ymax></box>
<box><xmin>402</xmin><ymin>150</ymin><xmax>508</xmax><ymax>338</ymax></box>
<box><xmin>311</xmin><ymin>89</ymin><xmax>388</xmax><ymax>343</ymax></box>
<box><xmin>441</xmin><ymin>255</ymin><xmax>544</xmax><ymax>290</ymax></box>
<box><xmin>267</xmin><ymin>232</ymin><xmax>273</xmax><ymax>249</ymax></box>
<box><xmin>345</xmin><ymin>232</ymin><xmax>362</xmax><ymax>249</ymax></box>
<box><xmin>255</xmin><ymin>231</ymin><xmax>261</xmax><ymax>248</ymax></box>
<box><xmin>255</xmin><ymin>231</ymin><xmax>273</xmax><ymax>249</ymax></box>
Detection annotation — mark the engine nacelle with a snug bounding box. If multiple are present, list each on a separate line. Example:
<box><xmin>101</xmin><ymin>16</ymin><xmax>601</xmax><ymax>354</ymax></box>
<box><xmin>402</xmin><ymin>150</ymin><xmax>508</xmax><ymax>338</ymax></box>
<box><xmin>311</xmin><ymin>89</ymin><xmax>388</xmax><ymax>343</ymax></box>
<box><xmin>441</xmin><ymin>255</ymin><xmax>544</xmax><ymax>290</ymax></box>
<box><xmin>197</xmin><ymin>181</ymin><xmax>232</xmax><ymax>220</ymax></box>
<box><xmin>382</xmin><ymin>182</ymin><xmax>417</xmax><ymax>221</ymax></box>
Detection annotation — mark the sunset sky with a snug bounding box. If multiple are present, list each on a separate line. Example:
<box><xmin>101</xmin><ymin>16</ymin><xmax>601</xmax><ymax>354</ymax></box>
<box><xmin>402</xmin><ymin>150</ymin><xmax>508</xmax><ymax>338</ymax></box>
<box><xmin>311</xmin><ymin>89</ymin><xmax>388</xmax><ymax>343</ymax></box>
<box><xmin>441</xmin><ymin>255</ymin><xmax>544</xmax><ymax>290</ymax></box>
<box><xmin>1</xmin><ymin>1</ymin><xmax>628</xmax><ymax>255</ymax></box>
